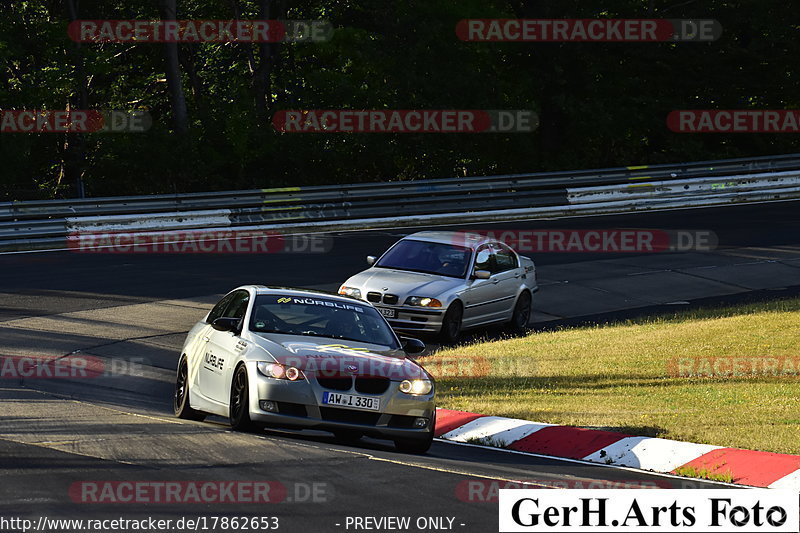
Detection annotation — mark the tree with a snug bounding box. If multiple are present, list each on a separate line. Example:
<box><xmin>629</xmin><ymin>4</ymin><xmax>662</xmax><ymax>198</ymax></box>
<box><xmin>158</xmin><ymin>0</ymin><xmax>188</xmax><ymax>134</ymax></box>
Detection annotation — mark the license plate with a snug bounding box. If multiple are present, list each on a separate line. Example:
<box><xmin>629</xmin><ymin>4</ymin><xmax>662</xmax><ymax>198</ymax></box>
<box><xmin>378</xmin><ymin>307</ymin><xmax>396</xmax><ymax>318</ymax></box>
<box><xmin>322</xmin><ymin>392</ymin><xmax>380</xmax><ymax>411</ymax></box>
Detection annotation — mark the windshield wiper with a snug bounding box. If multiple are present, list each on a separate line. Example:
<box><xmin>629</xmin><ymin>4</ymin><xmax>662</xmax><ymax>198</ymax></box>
<box><xmin>296</xmin><ymin>331</ymin><xmax>356</xmax><ymax>341</ymax></box>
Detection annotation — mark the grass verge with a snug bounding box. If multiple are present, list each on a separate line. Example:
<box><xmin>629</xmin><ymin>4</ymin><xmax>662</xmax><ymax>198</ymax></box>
<box><xmin>673</xmin><ymin>465</ymin><xmax>735</xmax><ymax>484</ymax></box>
<box><xmin>421</xmin><ymin>298</ymin><xmax>800</xmax><ymax>455</ymax></box>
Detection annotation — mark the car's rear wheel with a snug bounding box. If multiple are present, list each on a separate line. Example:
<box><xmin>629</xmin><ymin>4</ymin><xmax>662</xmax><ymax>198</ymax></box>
<box><xmin>439</xmin><ymin>301</ymin><xmax>463</xmax><ymax>344</ymax></box>
<box><xmin>507</xmin><ymin>290</ymin><xmax>532</xmax><ymax>333</ymax></box>
<box><xmin>174</xmin><ymin>355</ymin><xmax>205</xmax><ymax>421</ymax></box>
<box><xmin>230</xmin><ymin>365</ymin><xmax>257</xmax><ymax>432</ymax></box>
<box><xmin>333</xmin><ymin>430</ymin><xmax>363</xmax><ymax>443</ymax></box>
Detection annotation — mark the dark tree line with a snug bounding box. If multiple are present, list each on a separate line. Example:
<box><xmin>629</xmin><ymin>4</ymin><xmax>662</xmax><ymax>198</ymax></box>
<box><xmin>1</xmin><ymin>1</ymin><xmax>798</xmax><ymax>200</ymax></box>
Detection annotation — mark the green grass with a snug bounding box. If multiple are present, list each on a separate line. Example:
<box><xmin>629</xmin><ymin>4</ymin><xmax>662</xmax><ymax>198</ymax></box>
<box><xmin>422</xmin><ymin>298</ymin><xmax>800</xmax><ymax>456</ymax></box>
<box><xmin>673</xmin><ymin>466</ymin><xmax>735</xmax><ymax>484</ymax></box>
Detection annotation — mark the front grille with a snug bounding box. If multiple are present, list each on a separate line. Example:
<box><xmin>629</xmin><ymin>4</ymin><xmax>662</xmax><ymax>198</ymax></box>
<box><xmin>383</xmin><ymin>293</ymin><xmax>398</xmax><ymax>305</ymax></box>
<box><xmin>366</xmin><ymin>292</ymin><xmax>382</xmax><ymax>303</ymax></box>
<box><xmin>354</xmin><ymin>376</ymin><xmax>390</xmax><ymax>394</ymax></box>
<box><xmin>316</xmin><ymin>376</ymin><xmax>352</xmax><ymax>391</ymax></box>
<box><xmin>388</xmin><ymin>414</ymin><xmax>418</xmax><ymax>429</ymax></box>
<box><xmin>319</xmin><ymin>407</ymin><xmax>381</xmax><ymax>426</ymax></box>
<box><xmin>277</xmin><ymin>402</ymin><xmax>307</xmax><ymax>417</ymax></box>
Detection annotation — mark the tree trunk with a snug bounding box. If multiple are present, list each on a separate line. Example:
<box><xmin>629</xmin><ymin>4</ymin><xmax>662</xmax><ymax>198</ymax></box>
<box><xmin>272</xmin><ymin>0</ymin><xmax>288</xmax><ymax>106</ymax></box>
<box><xmin>64</xmin><ymin>0</ymin><xmax>89</xmax><ymax>198</ymax></box>
<box><xmin>159</xmin><ymin>0</ymin><xmax>189</xmax><ymax>134</ymax></box>
<box><xmin>252</xmin><ymin>0</ymin><xmax>273</xmax><ymax>121</ymax></box>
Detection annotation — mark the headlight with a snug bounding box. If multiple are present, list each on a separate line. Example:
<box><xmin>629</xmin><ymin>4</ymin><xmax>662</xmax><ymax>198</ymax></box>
<box><xmin>256</xmin><ymin>362</ymin><xmax>305</xmax><ymax>381</ymax></box>
<box><xmin>338</xmin><ymin>286</ymin><xmax>362</xmax><ymax>299</ymax></box>
<box><xmin>405</xmin><ymin>296</ymin><xmax>442</xmax><ymax>307</ymax></box>
<box><xmin>399</xmin><ymin>379</ymin><xmax>433</xmax><ymax>395</ymax></box>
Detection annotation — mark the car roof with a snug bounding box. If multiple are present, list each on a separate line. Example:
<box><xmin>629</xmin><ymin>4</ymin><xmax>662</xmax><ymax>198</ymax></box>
<box><xmin>402</xmin><ymin>230</ymin><xmax>493</xmax><ymax>249</ymax></box>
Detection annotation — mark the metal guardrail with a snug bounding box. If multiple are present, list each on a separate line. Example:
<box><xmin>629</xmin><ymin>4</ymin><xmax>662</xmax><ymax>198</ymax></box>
<box><xmin>2</xmin><ymin>153</ymin><xmax>800</xmax><ymax>251</ymax></box>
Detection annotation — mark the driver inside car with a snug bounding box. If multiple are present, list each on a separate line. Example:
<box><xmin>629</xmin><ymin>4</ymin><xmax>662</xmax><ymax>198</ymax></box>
<box><xmin>438</xmin><ymin>248</ymin><xmax>468</xmax><ymax>277</ymax></box>
<box><xmin>324</xmin><ymin>309</ymin><xmax>362</xmax><ymax>340</ymax></box>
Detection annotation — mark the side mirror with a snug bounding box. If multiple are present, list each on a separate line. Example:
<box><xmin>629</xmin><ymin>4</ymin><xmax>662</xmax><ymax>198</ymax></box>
<box><xmin>472</xmin><ymin>270</ymin><xmax>491</xmax><ymax>280</ymax></box>
<box><xmin>401</xmin><ymin>337</ymin><xmax>426</xmax><ymax>356</ymax></box>
<box><xmin>366</xmin><ymin>255</ymin><xmax>377</xmax><ymax>266</ymax></box>
<box><xmin>211</xmin><ymin>317</ymin><xmax>241</xmax><ymax>333</ymax></box>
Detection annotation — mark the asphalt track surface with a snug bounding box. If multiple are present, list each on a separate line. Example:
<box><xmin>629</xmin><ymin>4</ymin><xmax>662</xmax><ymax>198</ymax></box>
<box><xmin>1</xmin><ymin>201</ymin><xmax>798</xmax><ymax>532</ymax></box>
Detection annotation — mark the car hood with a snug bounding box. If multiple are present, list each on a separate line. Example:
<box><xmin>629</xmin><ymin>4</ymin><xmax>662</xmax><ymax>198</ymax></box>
<box><xmin>249</xmin><ymin>333</ymin><xmax>428</xmax><ymax>380</ymax></box>
<box><xmin>345</xmin><ymin>268</ymin><xmax>463</xmax><ymax>300</ymax></box>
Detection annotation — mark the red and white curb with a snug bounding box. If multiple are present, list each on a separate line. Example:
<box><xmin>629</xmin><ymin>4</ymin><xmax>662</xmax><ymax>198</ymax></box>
<box><xmin>434</xmin><ymin>409</ymin><xmax>800</xmax><ymax>489</ymax></box>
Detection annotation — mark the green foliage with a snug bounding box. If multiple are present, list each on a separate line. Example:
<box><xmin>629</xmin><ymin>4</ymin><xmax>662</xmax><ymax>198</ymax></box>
<box><xmin>1</xmin><ymin>0</ymin><xmax>798</xmax><ymax>199</ymax></box>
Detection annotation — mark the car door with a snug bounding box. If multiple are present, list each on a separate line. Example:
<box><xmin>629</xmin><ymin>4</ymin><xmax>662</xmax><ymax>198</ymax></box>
<box><xmin>462</xmin><ymin>244</ymin><xmax>506</xmax><ymax>326</ymax></box>
<box><xmin>489</xmin><ymin>242</ymin><xmax>523</xmax><ymax>321</ymax></box>
<box><xmin>187</xmin><ymin>291</ymin><xmax>236</xmax><ymax>395</ymax></box>
<box><xmin>200</xmin><ymin>289</ymin><xmax>250</xmax><ymax>403</ymax></box>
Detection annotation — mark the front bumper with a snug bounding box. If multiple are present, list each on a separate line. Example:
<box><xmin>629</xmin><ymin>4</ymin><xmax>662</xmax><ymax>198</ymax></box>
<box><xmin>248</xmin><ymin>369</ymin><xmax>435</xmax><ymax>441</ymax></box>
<box><xmin>374</xmin><ymin>305</ymin><xmax>445</xmax><ymax>335</ymax></box>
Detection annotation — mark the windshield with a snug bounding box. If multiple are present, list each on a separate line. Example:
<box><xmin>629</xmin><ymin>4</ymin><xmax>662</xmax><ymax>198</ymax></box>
<box><xmin>249</xmin><ymin>295</ymin><xmax>399</xmax><ymax>348</ymax></box>
<box><xmin>375</xmin><ymin>239</ymin><xmax>471</xmax><ymax>278</ymax></box>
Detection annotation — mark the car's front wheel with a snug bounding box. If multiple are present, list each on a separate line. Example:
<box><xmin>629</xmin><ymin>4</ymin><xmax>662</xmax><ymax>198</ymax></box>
<box><xmin>439</xmin><ymin>301</ymin><xmax>463</xmax><ymax>344</ymax></box>
<box><xmin>229</xmin><ymin>365</ymin><xmax>257</xmax><ymax>432</ymax></box>
<box><xmin>394</xmin><ymin>433</ymin><xmax>433</xmax><ymax>454</ymax></box>
<box><xmin>333</xmin><ymin>430</ymin><xmax>363</xmax><ymax>443</ymax></box>
<box><xmin>174</xmin><ymin>355</ymin><xmax>205</xmax><ymax>421</ymax></box>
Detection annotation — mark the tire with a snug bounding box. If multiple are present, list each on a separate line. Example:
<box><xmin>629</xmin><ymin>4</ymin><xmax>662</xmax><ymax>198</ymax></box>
<box><xmin>333</xmin><ymin>430</ymin><xmax>363</xmax><ymax>443</ymax></box>
<box><xmin>438</xmin><ymin>301</ymin><xmax>463</xmax><ymax>344</ymax></box>
<box><xmin>394</xmin><ymin>410</ymin><xmax>435</xmax><ymax>454</ymax></box>
<box><xmin>507</xmin><ymin>291</ymin><xmax>532</xmax><ymax>333</ymax></box>
<box><xmin>174</xmin><ymin>355</ymin><xmax>205</xmax><ymax>421</ymax></box>
<box><xmin>394</xmin><ymin>433</ymin><xmax>433</xmax><ymax>454</ymax></box>
<box><xmin>229</xmin><ymin>364</ymin><xmax>258</xmax><ymax>432</ymax></box>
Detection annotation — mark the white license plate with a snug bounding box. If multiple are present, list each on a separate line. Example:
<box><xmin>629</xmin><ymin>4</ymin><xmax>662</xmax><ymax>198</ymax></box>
<box><xmin>378</xmin><ymin>307</ymin><xmax>396</xmax><ymax>318</ymax></box>
<box><xmin>322</xmin><ymin>392</ymin><xmax>380</xmax><ymax>411</ymax></box>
